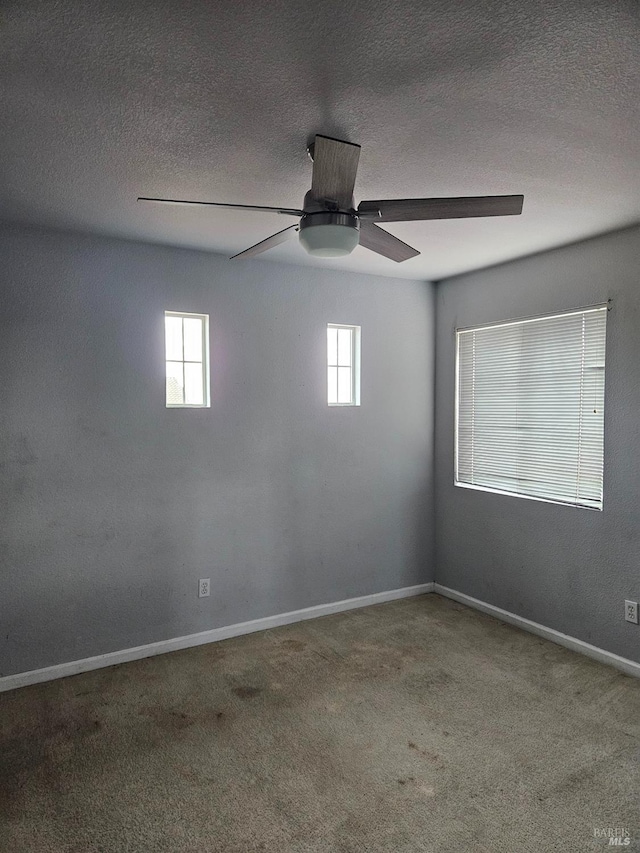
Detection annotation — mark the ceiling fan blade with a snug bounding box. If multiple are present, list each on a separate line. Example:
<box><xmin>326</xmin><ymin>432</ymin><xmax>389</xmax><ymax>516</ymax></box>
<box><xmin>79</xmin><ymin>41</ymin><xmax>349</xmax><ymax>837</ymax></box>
<box><xmin>230</xmin><ymin>224</ymin><xmax>299</xmax><ymax>260</ymax></box>
<box><xmin>138</xmin><ymin>197</ymin><xmax>303</xmax><ymax>216</ymax></box>
<box><xmin>358</xmin><ymin>194</ymin><xmax>524</xmax><ymax>222</ymax></box>
<box><xmin>310</xmin><ymin>135</ymin><xmax>361</xmax><ymax>209</ymax></box>
<box><xmin>358</xmin><ymin>221</ymin><xmax>420</xmax><ymax>263</ymax></box>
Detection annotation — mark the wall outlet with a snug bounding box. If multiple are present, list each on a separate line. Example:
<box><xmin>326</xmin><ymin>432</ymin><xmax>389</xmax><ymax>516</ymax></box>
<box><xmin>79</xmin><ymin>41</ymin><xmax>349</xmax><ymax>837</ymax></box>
<box><xmin>624</xmin><ymin>600</ymin><xmax>638</xmax><ymax>624</ymax></box>
<box><xmin>198</xmin><ymin>578</ymin><xmax>210</xmax><ymax>598</ymax></box>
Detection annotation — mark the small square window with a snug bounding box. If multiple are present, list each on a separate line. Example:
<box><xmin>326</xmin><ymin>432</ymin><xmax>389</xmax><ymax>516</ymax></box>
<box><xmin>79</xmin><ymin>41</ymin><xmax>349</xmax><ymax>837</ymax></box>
<box><xmin>327</xmin><ymin>324</ymin><xmax>360</xmax><ymax>406</ymax></box>
<box><xmin>165</xmin><ymin>312</ymin><xmax>210</xmax><ymax>407</ymax></box>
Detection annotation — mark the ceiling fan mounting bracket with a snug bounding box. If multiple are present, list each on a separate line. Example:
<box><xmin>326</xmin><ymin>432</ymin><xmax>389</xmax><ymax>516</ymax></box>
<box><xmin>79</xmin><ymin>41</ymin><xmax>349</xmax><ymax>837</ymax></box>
<box><xmin>357</xmin><ymin>208</ymin><xmax>382</xmax><ymax>220</ymax></box>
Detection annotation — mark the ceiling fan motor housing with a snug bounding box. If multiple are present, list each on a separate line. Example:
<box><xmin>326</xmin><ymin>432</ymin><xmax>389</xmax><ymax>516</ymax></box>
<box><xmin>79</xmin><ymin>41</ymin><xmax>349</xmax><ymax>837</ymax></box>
<box><xmin>298</xmin><ymin>211</ymin><xmax>360</xmax><ymax>257</ymax></box>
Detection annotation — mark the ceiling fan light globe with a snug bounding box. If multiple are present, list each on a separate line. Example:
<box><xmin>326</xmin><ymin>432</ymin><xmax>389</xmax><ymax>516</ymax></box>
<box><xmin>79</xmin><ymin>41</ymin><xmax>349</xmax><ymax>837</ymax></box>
<box><xmin>298</xmin><ymin>224</ymin><xmax>360</xmax><ymax>258</ymax></box>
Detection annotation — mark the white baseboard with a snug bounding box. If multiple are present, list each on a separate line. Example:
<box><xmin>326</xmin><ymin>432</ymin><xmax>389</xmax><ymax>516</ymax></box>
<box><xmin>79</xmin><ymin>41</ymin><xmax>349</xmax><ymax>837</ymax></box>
<box><xmin>6</xmin><ymin>580</ymin><xmax>635</xmax><ymax>693</ymax></box>
<box><xmin>434</xmin><ymin>584</ymin><xmax>640</xmax><ymax>679</ymax></box>
<box><xmin>0</xmin><ymin>582</ymin><xmax>434</xmax><ymax>693</ymax></box>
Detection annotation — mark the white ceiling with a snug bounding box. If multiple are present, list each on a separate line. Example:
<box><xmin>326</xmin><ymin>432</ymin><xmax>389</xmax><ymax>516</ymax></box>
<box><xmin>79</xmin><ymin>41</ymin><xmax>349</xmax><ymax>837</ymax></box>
<box><xmin>1</xmin><ymin>0</ymin><xmax>638</xmax><ymax>280</ymax></box>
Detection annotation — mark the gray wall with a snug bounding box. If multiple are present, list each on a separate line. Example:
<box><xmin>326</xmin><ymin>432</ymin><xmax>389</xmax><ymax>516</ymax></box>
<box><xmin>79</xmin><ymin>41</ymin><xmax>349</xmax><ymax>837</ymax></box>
<box><xmin>435</xmin><ymin>226</ymin><xmax>640</xmax><ymax>662</ymax></box>
<box><xmin>1</xmin><ymin>224</ymin><xmax>435</xmax><ymax>677</ymax></box>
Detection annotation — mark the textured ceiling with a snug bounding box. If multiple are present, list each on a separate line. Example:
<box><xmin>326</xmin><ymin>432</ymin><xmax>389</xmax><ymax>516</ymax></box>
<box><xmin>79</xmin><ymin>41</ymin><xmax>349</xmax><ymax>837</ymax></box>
<box><xmin>1</xmin><ymin>0</ymin><xmax>639</xmax><ymax>280</ymax></box>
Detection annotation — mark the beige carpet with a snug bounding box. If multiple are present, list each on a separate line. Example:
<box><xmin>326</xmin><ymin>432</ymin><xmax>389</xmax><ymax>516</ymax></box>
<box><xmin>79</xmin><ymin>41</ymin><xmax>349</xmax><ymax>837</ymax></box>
<box><xmin>1</xmin><ymin>594</ymin><xmax>639</xmax><ymax>852</ymax></box>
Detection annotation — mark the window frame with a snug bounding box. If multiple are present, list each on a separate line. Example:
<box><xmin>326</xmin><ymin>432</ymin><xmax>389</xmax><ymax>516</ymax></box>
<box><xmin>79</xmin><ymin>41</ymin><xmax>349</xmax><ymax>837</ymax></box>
<box><xmin>327</xmin><ymin>323</ymin><xmax>361</xmax><ymax>407</ymax></box>
<box><xmin>164</xmin><ymin>310</ymin><xmax>210</xmax><ymax>409</ymax></box>
<box><xmin>454</xmin><ymin>304</ymin><xmax>607</xmax><ymax>511</ymax></box>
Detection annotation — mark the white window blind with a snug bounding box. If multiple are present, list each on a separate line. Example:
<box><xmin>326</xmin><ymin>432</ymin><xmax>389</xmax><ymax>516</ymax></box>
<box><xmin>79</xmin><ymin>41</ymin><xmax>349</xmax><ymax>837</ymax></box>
<box><xmin>455</xmin><ymin>305</ymin><xmax>607</xmax><ymax>510</ymax></box>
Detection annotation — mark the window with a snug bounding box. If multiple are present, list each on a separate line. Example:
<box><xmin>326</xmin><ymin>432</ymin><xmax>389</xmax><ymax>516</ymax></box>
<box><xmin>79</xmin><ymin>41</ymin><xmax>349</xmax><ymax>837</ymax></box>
<box><xmin>455</xmin><ymin>305</ymin><xmax>607</xmax><ymax>510</ymax></box>
<box><xmin>164</xmin><ymin>312</ymin><xmax>210</xmax><ymax>407</ymax></box>
<box><xmin>327</xmin><ymin>324</ymin><xmax>360</xmax><ymax>406</ymax></box>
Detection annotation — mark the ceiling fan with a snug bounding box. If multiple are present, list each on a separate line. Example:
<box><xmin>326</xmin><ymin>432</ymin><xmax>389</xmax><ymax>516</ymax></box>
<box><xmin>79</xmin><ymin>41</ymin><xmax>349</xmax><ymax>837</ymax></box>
<box><xmin>138</xmin><ymin>135</ymin><xmax>524</xmax><ymax>263</ymax></box>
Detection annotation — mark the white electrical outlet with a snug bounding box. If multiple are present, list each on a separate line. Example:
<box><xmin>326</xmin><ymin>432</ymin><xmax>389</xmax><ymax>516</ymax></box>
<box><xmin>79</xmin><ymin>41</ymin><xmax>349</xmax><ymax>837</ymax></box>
<box><xmin>624</xmin><ymin>600</ymin><xmax>638</xmax><ymax>624</ymax></box>
<box><xmin>198</xmin><ymin>578</ymin><xmax>210</xmax><ymax>598</ymax></box>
